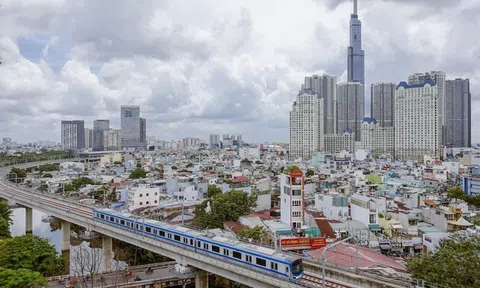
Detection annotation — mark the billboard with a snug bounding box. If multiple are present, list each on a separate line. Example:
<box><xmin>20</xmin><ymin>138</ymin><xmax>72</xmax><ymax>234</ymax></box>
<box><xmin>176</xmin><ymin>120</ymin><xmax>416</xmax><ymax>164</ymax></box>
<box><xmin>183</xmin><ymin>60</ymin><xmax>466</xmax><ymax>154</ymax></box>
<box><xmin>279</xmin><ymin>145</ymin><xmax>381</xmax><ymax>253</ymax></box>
<box><xmin>280</xmin><ymin>237</ymin><xmax>327</xmax><ymax>249</ymax></box>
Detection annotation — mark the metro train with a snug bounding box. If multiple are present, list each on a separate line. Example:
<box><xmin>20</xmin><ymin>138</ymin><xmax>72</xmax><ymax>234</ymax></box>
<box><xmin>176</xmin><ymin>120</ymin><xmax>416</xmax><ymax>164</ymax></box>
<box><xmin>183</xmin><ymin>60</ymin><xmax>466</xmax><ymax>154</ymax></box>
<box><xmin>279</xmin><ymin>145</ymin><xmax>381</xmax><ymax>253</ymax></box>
<box><xmin>93</xmin><ymin>208</ymin><xmax>304</xmax><ymax>280</ymax></box>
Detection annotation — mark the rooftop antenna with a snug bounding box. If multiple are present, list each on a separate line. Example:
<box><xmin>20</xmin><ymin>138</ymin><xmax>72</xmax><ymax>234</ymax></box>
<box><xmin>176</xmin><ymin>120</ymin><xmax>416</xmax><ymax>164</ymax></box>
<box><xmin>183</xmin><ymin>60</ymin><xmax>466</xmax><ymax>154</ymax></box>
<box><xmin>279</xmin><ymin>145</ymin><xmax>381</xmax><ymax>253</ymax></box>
<box><xmin>353</xmin><ymin>0</ymin><xmax>358</xmax><ymax>15</ymax></box>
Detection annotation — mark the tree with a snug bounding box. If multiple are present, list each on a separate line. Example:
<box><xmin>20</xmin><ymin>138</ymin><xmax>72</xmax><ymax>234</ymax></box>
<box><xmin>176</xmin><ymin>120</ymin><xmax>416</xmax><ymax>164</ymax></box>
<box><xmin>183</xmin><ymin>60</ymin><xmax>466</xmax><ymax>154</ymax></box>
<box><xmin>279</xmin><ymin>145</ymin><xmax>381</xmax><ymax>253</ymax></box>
<box><xmin>38</xmin><ymin>163</ymin><xmax>59</xmax><ymax>173</ymax></box>
<box><xmin>186</xmin><ymin>162</ymin><xmax>194</xmax><ymax>168</ymax></box>
<box><xmin>129</xmin><ymin>167</ymin><xmax>147</xmax><ymax>179</ymax></box>
<box><xmin>284</xmin><ymin>165</ymin><xmax>301</xmax><ymax>174</ymax></box>
<box><xmin>306</xmin><ymin>169</ymin><xmax>315</xmax><ymax>177</ymax></box>
<box><xmin>41</xmin><ymin>173</ymin><xmax>53</xmax><ymax>178</ymax></box>
<box><xmin>447</xmin><ymin>186</ymin><xmax>480</xmax><ymax>208</ymax></box>
<box><xmin>0</xmin><ymin>201</ymin><xmax>13</xmax><ymax>225</ymax></box>
<box><xmin>0</xmin><ymin>268</ymin><xmax>46</xmax><ymax>288</ymax></box>
<box><xmin>8</xmin><ymin>167</ymin><xmax>26</xmax><ymax>183</ymax></box>
<box><xmin>0</xmin><ymin>218</ymin><xmax>10</xmax><ymax>239</ymax></box>
<box><xmin>255</xmin><ymin>160</ymin><xmax>263</xmax><ymax>165</ymax></box>
<box><xmin>207</xmin><ymin>185</ymin><xmax>222</xmax><ymax>198</ymax></box>
<box><xmin>0</xmin><ymin>235</ymin><xmax>63</xmax><ymax>276</ymax></box>
<box><xmin>193</xmin><ymin>190</ymin><xmax>256</xmax><ymax>229</ymax></box>
<box><xmin>237</xmin><ymin>226</ymin><xmax>266</xmax><ymax>243</ymax></box>
<box><xmin>407</xmin><ymin>235</ymin><xmax>480</xmax><ymax>287</ymax></box>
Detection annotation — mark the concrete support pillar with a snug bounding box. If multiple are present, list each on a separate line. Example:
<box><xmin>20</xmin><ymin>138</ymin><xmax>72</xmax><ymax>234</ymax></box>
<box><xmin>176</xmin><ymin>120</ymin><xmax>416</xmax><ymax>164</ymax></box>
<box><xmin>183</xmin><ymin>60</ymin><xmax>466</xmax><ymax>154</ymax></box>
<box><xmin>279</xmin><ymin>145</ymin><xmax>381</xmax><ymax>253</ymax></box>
<box><xmin>102</xmin><ymin>236</ymin><xmax>113</xmax><ymax>272</ymax></box>
<box><xmin>61</xmin><ymin>221</ymin><xmax>71</xmax><ymax>252</ymax></box>
<box><xmin>25</xmin><ymin>207</ymin><xmax>33</xmax><ymax>234</ymax></box>
<box><xmin>195</xmin><ymin>269</ymin><xmax>209</xmax><ymax>288</ymax></box>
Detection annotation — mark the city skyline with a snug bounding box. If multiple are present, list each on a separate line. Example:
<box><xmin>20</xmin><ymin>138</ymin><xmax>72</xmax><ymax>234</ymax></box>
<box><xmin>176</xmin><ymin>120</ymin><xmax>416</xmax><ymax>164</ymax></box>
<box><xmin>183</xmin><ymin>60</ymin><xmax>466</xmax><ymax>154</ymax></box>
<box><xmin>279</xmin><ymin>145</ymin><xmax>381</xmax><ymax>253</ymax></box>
<box><xmin>0</xmin><ymin>0</ymin><xmax>479</xmax><ymax>143</ymax></box>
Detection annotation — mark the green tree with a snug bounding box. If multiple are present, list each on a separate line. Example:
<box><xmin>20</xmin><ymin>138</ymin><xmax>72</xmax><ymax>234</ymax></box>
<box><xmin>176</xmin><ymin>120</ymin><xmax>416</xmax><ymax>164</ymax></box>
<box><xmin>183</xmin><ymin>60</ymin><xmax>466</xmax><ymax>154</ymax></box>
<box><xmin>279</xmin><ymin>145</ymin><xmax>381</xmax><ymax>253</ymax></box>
<box><xmin>0</xmin><ymin>218</ymin><xmax>10</xmax><ymax>239</ymax></box>
<box><xmin>193</xmin><ymin>190</ymin><xmax>256</xmax><ymax>229</ymax></box>
<box><xmin>129</xmin><ymin>167</ymin><xmax>147</xmax><ymax>179</ymax></box>
<box><xmin>38</xmin><ymin>163</ymin><xmax>59</xmax><ymax>173</ymax></box>
<box><xmin>207</xmin><ymin>185</ymin><xmax>222</xmax><ymax>198</ymax></box>
<box><xmin>8</xmin><ymin>167</ymin><xmax>26</xmax><ymax>183</ymax></box>
<box><xmin>255</xmin><ymin>160</ymin><xmax>263</xmax><ymax>165</ymax></box>
<box><xmin>0</xmin><ymin>235</ymin><xmax>63</xmax><ymax>276</ymax></box>
<box><xmin>186</xmin><ymin>163</ymin><xmax>194</xmax><ymax>168</ymax></box>
<box><xmin>41</xmin><ymin>173</ymin><xmax>53</xmax><ymax>178</ymax></box>
<box><xmin>0</xmin><ymin>202</ymin><xmax>13</xmax><ymax>225</ymax></box>
<box><xmin>0</xmin><ymin>268</ymin><xmax>46</xmax><ymax>288</ymax></box>
<box><xmin>136</xmin><ymin>163</ymin><xmax>142</xmax><ymax>168</ymax></box>
<box><xmin>306</xmin><ymin>169</ymin><xmax>315</xmax><ymax>177</ymax></box>
<box><xmin>447</xmin><ymin>186</ymin><xmax>480</xmax><ymax>208</ymax></box>
<box><xmin>237</xmin><ymin>226</ymin><xmax>266</xmax><ymax>242</ymax></box>
<box><xmin>407</xmin><ymin>235</ymin><xmax>480</xmax><ymax>287</ymax></box>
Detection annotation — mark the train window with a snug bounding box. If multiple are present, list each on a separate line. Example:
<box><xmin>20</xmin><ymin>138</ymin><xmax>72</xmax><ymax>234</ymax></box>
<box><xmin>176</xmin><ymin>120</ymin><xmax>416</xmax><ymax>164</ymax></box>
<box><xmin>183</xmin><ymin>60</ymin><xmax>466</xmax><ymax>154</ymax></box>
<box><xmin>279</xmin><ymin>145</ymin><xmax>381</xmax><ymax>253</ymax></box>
<box><xmin>159</xmin><ymin>230</ymin><xmax>165</xmax><ymax>237</ymax></box>
<box><xmin>153</xmin><ymin>229</ymin><xmax>157</xmax><ymax>234</ymax></box>
<box><xmin>270</xmin><ymin>262</ymin><xmax>278</xmax><ymax>270</ymax></box>
<box><xmin>256</xmin><ymin>258</ymin><xmax>266</xmax><ymax>267</ymax></box>
<box><xmin>212</xmin><ymin>245</ymin><xmax>220</xmax><ymax>253</ymax></box>
<box><xmin>146</xmin><ymin>227</ymin><xmax>151</xmax><ymax>233</ymax></box>
<box><xmin>223</xmin><ymin>249</ymin><xmax>229</xmax><ymax>256</ymax></box>
<box><xmin>100</xmin><ymin>214</ymin><xmax>105</xmax><ymax>219</ymax></box>
<box><xmin>174</xmin><ymin>235</ymin><xmax>181</xmax><ymax>241</ymax></box>
<box><xmin>246</xmin><ymin>255</ymin><xmax>252</xmax><ymax>263</ymax></box>
<box><xmin>203</xmin><ymin>243</ymin><xmax>208</xmax><ymax>250</ymax></box>
<box><xmin>183</xmin><ymin>238</ymin><xmax>188</xmax><ymax>244</ymax></box>
<box><xmin>110</xmin><ymin>217</ymin><xmax>114</xmax><ymax>222</ymax></box>
<box><xmin>136</xmin><ymin>224</ymin><xmax>139</xmax><ymax>229</ymax></box>
<box><xmin>190</xmin><ymin>239</ymin><xmax>193</xmax><ymax>246</ymax></box>
<box><xmin>120</xmin><ymin>220</ymin><xmax>125</xmax><ymax>225</ymax></box>
<box><xmin>233</xmin><ymin>251</ymin><xmax>242</xmax><ymax>259</ymax></box>
<box><xmin>115</xmin><ymin>218</ymin><xmax>119</xmax><ymax>223</ymax></box>
<box><xmin>197</xmin><ymin>241</ymin><xmax>201</xmax><ymax>248</ymax></box>
<box><xmin>168</xmin><ymin>233</ymin><xmax>172</xmax><ymax>239</ymax></box>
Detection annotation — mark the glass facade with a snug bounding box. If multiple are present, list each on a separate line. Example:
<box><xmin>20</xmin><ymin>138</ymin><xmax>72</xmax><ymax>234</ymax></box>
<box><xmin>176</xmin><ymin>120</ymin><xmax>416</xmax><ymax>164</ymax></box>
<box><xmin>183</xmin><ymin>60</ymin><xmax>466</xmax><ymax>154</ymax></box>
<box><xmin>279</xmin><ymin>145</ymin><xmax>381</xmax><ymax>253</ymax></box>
<box><xmin>121</xmin><ymin>105</ymin><xmax>141</xmax><ymax>148</ymax></box>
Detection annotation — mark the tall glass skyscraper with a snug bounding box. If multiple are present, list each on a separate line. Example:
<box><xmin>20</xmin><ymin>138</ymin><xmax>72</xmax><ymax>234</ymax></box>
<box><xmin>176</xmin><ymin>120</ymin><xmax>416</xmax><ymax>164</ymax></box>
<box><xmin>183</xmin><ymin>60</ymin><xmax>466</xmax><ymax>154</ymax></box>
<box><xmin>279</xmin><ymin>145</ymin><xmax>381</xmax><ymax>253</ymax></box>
<box><xmin>121</xmin><ymin>105</ymin><xmax>144</xmax><ymax>149</ymax></box>
<box><xmin>445</xmin><ymin>78</ymin><xmax>471</xmax><ymax>148</ymax></box>
<box><xmin>93</xmin><ymin>120</ymin><xmax>110</xmax><ymax>151</ymax></box>
<box><xmin>347</xmin><ymin>0</ymin><xmax>365</xmax><ymax>84</ymax></box>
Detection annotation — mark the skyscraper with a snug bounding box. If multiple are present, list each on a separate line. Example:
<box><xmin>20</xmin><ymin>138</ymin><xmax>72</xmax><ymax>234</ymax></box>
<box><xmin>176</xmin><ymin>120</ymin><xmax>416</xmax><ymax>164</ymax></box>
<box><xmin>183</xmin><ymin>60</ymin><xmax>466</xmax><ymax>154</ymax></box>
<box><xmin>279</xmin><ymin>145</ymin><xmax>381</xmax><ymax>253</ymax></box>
<box><xmin>408</xmin><ymin>71</ymin><xmax>446</xmax><ymax>147</ymax></box>
<box><xmin>289</xmin><ymin>89</ymin><xmax>324</xmax><ymax>160</ymax></box>
<box><xmin>93</xmin><ymin>120</ymin><xmax>110</xmax><ymax>151</ymax></box>
<box><xmin>209</xmin><ymin>134</ymin><xmax>220</xmax><ymax>149</ymax></box>
<box><xmin>336</xmin><ymin>82</ymin><xmax>365</xmax><ymax>141</ymax></box>
<box><xmin>371</xmin><ymin>83</ymin><xmax>396</xmax><ymax>127</ymax></box>
<box><xmin>395</xmin><ymin>78</ymin><xmax>440</xmax><ymax>161</ymax></box>
<box><xmin>347</xmin><ymin>0</ymin><xmax>365</xmax><ymax>84</ymax></box>
<box><xmin>140</xmin><ymin>118</ymin><xmax>147</xmax><ymax>147</ymax></box>
<box><xmin>302</xmin><ymin>74</ymin><xmax>337</xmax><ymax>134</ymax></box>
<box><xmin>61</xmin><ymin>120</ymin><xmax>85</xmax><ymax>150</ymax></box>
<box><xmin>121</xmin><ymin>105</ymin><xmax>142</xmax><ymax>149</ymax></box>
<box><xmin>84</xmin><ymin>128</ymin><xmax>92</xmax><ymax>149</ymax></box>
<box><xmin>445</xmin><ymin>78</ymin><xmax>471</xmax><ymax>148</ymax></box>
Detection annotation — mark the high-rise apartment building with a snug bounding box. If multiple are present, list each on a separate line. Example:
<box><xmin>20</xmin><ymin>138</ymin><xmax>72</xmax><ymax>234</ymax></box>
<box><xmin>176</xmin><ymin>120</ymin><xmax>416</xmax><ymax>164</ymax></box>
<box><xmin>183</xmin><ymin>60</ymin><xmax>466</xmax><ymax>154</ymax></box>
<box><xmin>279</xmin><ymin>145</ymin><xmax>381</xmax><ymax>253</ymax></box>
<box><xmin>408</xmin><ymin>71</ymin><xmax>446</xmax><ymax>146</ymax></box>
<box><xmin>61</xmin><ymin>120</ymin><xmax>85</xmax><ymax>150</ymax></box>
<box><xmin>289</xmin><ymin>89</ymin><xmax>324</xmax><ymax>160</ymax></box>
<box><xmin>93</xmin><ymin>120</ymin><xmax>109</xmax><ymax>151</ymax></box>
<box><xmin>395</xmin><ymin>78</ymin><xmax>440</xmax><ymax>161</ymax></box>
<box><xmin>445</xmin><ymin>78</ymin><xmax>471</xmax><ymax>148</ymax></box>
<box><xmin>347</xmin><ymin>0</ymin><xmax>365</xmax><ymax>84</ymax></box>
<box><xmin>84</xmin><ymin>128</ymin><xmax>92</xmax><ymax>149</ymax></box>
<box><xmin>104</xmin><ymin>129</ymin><xmax>121</xmax><ymax>151</ymax></box>
<box><xmin>324</xmin><ymin>131</ymin><xmax>356</xmax><ymax>153</ymax></box>
<box><xmin>302</xmin><ymin>74</ymin><xmax>337</xmax><ymax>134</ymax></box>
<box><xmin>361</xmin><ymin>118</ymin><xmax>395</xmax><ymax>158</ymax></box>
<box><xmin>121</xmin><ymin>105</ymin><xmax>142</xmax><ymax>149</ymax></box>
<box><xmin>140</xmin><ymin>118</ymin><xmax>146</xmax><ymax>146</ymax></box>
<box><xmin>371</xmin><ymin>83</ymin><xmax>396</xmax><ymax>127</ymax></box>
<box><xmin>336</xmin><ymin>82</ymin><xmax>365</xmax><ymax>141</ymax></box>
<box><xmin>209</xmin><ymin>134</ymin><xmax>220</xmax><ymax>149</ymax></box>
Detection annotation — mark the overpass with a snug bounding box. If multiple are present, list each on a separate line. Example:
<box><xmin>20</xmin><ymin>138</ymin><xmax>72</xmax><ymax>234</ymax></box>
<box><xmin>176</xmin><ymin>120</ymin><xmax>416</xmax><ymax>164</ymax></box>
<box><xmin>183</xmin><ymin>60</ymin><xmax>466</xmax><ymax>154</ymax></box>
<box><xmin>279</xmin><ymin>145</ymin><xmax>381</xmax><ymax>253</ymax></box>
<box><xmin>0</xmin><ymin>159</ymin><xmax>407</xmax><ymax>288</ymax></box>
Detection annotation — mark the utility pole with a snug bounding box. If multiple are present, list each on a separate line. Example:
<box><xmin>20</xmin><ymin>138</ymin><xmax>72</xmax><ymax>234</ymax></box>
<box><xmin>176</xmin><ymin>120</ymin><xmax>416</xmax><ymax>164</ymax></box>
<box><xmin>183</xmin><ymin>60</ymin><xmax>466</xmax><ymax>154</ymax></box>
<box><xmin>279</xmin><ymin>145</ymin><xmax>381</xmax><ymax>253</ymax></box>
<box><xmin>322</xmin><ymin>235</ymin><xmax>358</xmax><ymax>288</ymax></box>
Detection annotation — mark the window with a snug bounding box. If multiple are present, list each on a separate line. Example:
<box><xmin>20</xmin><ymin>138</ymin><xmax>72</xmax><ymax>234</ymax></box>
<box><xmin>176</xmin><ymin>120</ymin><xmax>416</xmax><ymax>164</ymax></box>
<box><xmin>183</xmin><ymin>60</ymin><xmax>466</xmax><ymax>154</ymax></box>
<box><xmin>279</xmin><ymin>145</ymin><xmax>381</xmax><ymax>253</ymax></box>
<box><xmin>174</xmin><ymin>235</ymin><xmax>181</xmax><ymax>241</ymax></box>
<box><xmin>369</xmin><ymin>214</ymin><xmax>376</xmax><ymax>224</ymax></box>
<box><xmin>110</xmin><ymin>216</ymin><xmax>114</xmax><ymax>222</ymax></box>
<box><xmin>212</xmin><ymin>245</ymin><xmax>220</xmax><ymax>253</ymax></box>
<box><xmin>190</xmin><ymin>239</ymin><xmax>193</xmax><ymax>246</ymax></box>
<box><xmin>140</xmin><ymin>194</ymin><xmax>143</xmax><ymax>197</ymax></box>
<box><xmin>146</xmin><ymin>227</ymin><xmax>151</xmax><ymax>233</ymax></box>
<box><xmin>154</xmin><ymin>200</ymin><xmax>158</xmax><ymax>204</ymax></box>
<box><xmin>155</xmin><ymin>192</ymin><xmax>158</xmax><ymax>196</ymax></box>
<box><xmin>100</xmin><ymin>214</ymin><xmax>105</xmax><ymax>219</ymax></box>
<box><xmin>139</xmin><ymin>202</ymin><xmax>143</xmax><ymax>205</ymax></box>
<box><xmin>146</xmin><ymin>201</ymin><xmax>150</xmax><ymax>205</ymax></box>
<box><xmin>246</xmin><ymin>255</ymin><xmax>252</xmax><ymax>263</ymax></box>
<box><xmin>146</xmin><ymin>193</ymin><xmax>149</xmax><ymax>196</ymax></box>
<box><xmin>223</xmin><ymin>249</ymin><xmax>229</xmax><ymax>256</ymax></box>
<box><xmin>292</xmin><ymin>211</ymin><xmax>301</xmax><ymax>217</ymax></box>
<box><xmin>197</xmin><ymin>241</ymin><xmax>201</xmax><ymax>248</ymax></box>
<box><xmin>120</xmin><ymin>220</ymin><xmax>125</xmax><ymax>225</ymax></box>
<box><xmin>203</xmin><ymin>243</ymin><xmax>209</xmax><ymax>250</ymax></box>
<box><xmin>159</xmin><ymin>230</ymin><xmax>165</xmax><ymax>237</ymax></box>
<box><xmin>233</xmin><ymin>251</ymin><xmax>242</xmax><ymax>259</ymax></box>
<box><xmin>153</xmin><ymin>229</ymin><xmax>157</xmax><ymax>234</ymax></box>
<box><xmin>168</xmin><ymin>233</ymin><xmax>172</xmax><ymax>239</ymax></box>
<box><xmin>256</xmin><ymin>258</ymin><xmax>266</xmax><ymax>267</ymax></box>
<box><xmin>271</xmin><ymin>262</ymin><xmax>278</xmax><ymax>270</ymax></box>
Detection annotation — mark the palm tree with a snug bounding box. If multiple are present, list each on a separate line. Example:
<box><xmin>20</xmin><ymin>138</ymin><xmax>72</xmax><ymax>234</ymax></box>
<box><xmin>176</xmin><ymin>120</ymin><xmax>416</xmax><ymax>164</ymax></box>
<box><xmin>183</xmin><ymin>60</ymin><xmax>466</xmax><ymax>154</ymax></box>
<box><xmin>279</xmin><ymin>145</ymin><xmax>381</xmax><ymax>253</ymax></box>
<box><xmin>0</xmin><ymin>202</ymin><xmax>13</xmax><ymax>224</ymax></box>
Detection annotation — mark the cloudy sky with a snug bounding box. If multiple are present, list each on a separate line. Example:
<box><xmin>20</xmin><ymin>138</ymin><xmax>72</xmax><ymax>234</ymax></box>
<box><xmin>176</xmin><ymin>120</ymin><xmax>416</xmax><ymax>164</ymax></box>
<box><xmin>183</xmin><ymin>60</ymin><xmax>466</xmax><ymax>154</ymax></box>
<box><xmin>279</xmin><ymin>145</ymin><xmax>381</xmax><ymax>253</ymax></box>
<box><xmin>1</xmin><ymin>0</ymin><xmax>479</xmax><ymax>144</ymax></box>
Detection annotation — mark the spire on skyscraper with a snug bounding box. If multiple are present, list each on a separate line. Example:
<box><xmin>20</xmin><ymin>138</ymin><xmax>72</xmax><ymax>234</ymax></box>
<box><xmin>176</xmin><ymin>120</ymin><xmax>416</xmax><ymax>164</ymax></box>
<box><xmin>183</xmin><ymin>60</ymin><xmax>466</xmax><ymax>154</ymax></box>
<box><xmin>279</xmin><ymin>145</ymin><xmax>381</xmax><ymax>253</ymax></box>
<box><xmin>347</xmin><ymin>0</ymin><xmax>365</xmax><ymax>84</ymax></box>
<box><xmin>353</xmin><ymin>0</ymin><xmax>357</xmax><ymax>15</ymax></box>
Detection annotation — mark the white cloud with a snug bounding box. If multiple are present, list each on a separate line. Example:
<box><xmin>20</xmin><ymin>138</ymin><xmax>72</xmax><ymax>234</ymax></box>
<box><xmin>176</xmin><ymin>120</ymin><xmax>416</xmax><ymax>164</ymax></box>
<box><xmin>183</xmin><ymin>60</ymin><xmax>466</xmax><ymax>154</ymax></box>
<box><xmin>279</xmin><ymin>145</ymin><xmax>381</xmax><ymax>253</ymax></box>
<box><xmin>0</xmin><ymin>0</ymin><xmax>479</xmax><ymax>143</ymax></box>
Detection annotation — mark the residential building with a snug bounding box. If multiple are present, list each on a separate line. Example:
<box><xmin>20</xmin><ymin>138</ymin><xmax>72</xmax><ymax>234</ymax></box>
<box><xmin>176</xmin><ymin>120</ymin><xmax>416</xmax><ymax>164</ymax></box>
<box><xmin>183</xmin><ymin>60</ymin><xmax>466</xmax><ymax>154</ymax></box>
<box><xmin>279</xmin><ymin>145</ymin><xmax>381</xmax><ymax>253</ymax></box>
<box><xmin>371</xmin><ymin>83</ymin><xmax>395</xmax><ymax>127</ymax></box>
<box><xmin>84</xmin><ymin>128</ymin><xmax>92</xmax><ymax>149</ymax></box>
<box><xmin>93</xmin><ymin>120</ymin><xmax>109</xmax><ymax>151</ymax></box>
<box><xmin>462</xmin><ymin>174</ymin><xmax>480</xmax><ymax>196</ymax></box>
<box><xmin>280</xmin><ymin>171</ymin><xmax>304</xmax><ymax>229</ymax></box>
<box><xmin>182</xmin><ymin>137</ymin><xmax>201</xmax><ymax>149</ymax></box>
<box><xmin>289</xmin><ymin>88</ymin><xmax>324</xmax><ymax>160</ymax></box>
<box><xmin>104</xmin><ymin>129</ymin><xmax>121</xmax><ymax>151</ymax></box>
<box><xmin>238</xmin><ymin>145</ymin><xmax>260</xmax><ymax>160</ymax></box>
<box><xmin>445</xmin><ymin>78</ymin><xmax>471</xmax><ymax>148</ymax></box>
<box><xmin>61</xmin><ymin>120</ymin><xmax>85</xmax><ymax>150</ymax></box>
<box><xmin>302</xmin><ymin>74</ymin><xmax>337</xmax><ymax>134</ymax></box>
<box><xmin>314</xmin><ymin>193</ymin><xmax>349</xmax><ymax>220</ymax></box>
<box><xmin>121</xmin><ymin>105</ymin><xmax>141</xmax><ymax>149</ymax></box>
<box><xmin>324</xmin><ymin>131</ymin><xmax>355</xmax><ymax>153</ymax></box>
<box><xmin>408</xmin><ymin>71</ymin><xmax>446</xmax><ymax>146</ymax></box>
<box><xmin>395</xmin><ymin>78</ymin><xmax>440</xmax><ymax>161</ymax></box>
<box><xmin>347</xmin><ymin>0</ymin><xmax>365</xmax><ymax>84</ymax></box>
<box><xmin>361</xmin><ymin>118</ymin><xmax>395</xmax><ymax>158</ymax></box>
<box><xmin>350</xmin><ymin>194</ymin><xmax>379</xmax><ymax>230</ymax></box>
<box><xmin>336</xmin><ymin>82</ymin><xmax>365</xmax><ymax>140</ymax></box>
<box><xmin>209</xmin><ymin>134</ymin><xmax>220</xmax><ymax>149</ymax></box>
<box><xmin>140</xmin><ymin>118</ymin><xmax>147</xmax><ymax>146</ymax></box>
<box><xmin>127</xmin><ymin>184</ymin><xmax>161</xmax><ymax>211</ymax></box>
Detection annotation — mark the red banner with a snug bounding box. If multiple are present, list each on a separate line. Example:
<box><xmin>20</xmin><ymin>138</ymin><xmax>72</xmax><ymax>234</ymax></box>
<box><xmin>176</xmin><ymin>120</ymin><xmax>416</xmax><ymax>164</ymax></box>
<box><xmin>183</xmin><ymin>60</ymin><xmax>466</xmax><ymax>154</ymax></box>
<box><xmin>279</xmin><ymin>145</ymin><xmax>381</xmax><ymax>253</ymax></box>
<box><xmin>280</xmin><ymin>237</ymin><xmax>326</xmax><ymax>249</ymax></box>
<box><xmin>310</xmin><ymin>237</ymin><xmax>327</xmax><ymax>248</ymax></box>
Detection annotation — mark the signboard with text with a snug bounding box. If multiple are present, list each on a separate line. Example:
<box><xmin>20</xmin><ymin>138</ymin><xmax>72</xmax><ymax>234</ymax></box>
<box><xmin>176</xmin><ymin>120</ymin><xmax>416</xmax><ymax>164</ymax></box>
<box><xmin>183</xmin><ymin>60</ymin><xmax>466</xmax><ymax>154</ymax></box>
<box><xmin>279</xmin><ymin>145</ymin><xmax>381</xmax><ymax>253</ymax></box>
<box><xmin>280</xmin><ymin>237</ymin><xmax>327</xmax><ymax>250</ymax></box>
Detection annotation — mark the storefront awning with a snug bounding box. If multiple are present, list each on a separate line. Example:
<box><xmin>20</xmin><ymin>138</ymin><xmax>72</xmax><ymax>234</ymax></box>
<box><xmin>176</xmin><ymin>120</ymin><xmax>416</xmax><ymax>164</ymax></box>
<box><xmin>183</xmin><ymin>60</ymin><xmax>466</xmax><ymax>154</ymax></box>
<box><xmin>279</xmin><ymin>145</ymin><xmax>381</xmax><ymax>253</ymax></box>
<box><xmin>368</xmin><ymin>224</ymin><xmax>382</xmax><ymax>231</ymax></box>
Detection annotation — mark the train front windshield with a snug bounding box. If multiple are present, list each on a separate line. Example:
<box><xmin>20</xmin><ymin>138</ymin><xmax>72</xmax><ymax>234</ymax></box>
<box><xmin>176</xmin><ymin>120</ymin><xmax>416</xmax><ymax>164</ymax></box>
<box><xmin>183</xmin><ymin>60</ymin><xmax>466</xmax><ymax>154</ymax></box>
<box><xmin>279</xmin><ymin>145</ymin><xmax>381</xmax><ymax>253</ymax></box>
<box><xmin>292</xmin><ymin>259</ymin><xmax>304</xmax><ymax>275</ymax></box>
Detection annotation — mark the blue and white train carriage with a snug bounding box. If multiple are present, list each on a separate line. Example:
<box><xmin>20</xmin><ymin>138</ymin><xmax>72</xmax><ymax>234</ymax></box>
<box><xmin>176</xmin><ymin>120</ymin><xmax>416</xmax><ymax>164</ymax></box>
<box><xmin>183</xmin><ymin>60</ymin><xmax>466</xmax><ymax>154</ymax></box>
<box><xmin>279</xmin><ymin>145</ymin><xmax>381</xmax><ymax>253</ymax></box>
<box><xmin>93</xmin><ymin>208</ymin><xmax>304</xmax><ymax>280</ymax></box>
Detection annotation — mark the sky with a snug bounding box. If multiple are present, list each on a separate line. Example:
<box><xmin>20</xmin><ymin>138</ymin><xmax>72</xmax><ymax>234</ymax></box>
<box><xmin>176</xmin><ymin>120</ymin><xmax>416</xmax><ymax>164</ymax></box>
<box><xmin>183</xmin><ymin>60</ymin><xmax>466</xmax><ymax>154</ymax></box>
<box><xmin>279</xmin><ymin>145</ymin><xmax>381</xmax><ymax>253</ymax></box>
<box><xmin>0</xmin><ymin>0</ymin><xmax>479</xmax><ymax>144</ymax></box>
